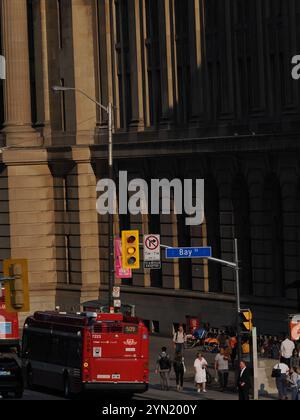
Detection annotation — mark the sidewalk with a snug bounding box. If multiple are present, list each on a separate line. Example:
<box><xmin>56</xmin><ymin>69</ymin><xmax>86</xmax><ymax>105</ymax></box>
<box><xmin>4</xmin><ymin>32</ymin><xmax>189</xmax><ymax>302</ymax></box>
<box><xmin>148</xmin><ymin>335</ymin><xmax>278</xmax><ymax>401</ymax></box>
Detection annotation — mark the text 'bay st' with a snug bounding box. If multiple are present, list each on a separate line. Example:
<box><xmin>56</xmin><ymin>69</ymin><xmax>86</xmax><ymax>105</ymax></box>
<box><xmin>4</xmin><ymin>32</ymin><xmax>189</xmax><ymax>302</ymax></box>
<box><xmin>165</xmin><ymin>247</ymin><xmax>212</xmax><ymax>259</ymax></box>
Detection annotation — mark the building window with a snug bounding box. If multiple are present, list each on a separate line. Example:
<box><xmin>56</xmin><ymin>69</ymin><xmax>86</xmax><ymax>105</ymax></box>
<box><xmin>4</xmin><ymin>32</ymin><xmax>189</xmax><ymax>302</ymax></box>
<box><xmin>54</xmin><ymin>175</ymin><xmax>72</xmax><ymax>285</ymax></box>
<box><xmin>60</xmin><ymin>78</ymin><xmax>66</xmax><ymax>132</ymax></box>
<box><xmin>232</xmin><ymin>174</ymin><xmax>253</xmax><ymax>295</ymax></box>
<box><xmin>174</xmin><ymin>0</ymin><xmax>192</xmax><ymax>124</ymax></box>
<box><xmin>232</xmin><ymin>0</ymin><xmax>266</xmax><ymax>117</ymax></box>
<box><xmin>145</xmin><ymin>0</ymin><xmax>162</xmax><ymax>126</ymax></box>
<box><xmin>27</xmin><ymin>0</ymin><xmax>37</xmax><ymax>127</ymax></box>
<box><xmin>115</xmin><ymin>0</ymin><xmax>132</xmax><ymax>128</ymax></box>
<box><xmin>96</xmin><ymin>0</ymin><xmax>109</xmax><ymax>126</ymax></box>
<box><xmin>263</xmin><ymin>174</ymin><xmax>285</xmax><ymax>297</ymax></box>
<box><xmin>205</xmin><ymin>177</ymin><xmax>222</xmax><ymax>293</ymax></box>
<box><xmin>62</xmin><ymin>176</ymin><xmax>71</xmax><ymax>285</ymax></box>
<box><xmin>57</xmin><ymin>0</ymin><xmax>63</xmax><ymax>50</ymax></box>
<box><xmin>204</xmin><ymin>0</ymin><xmax>231</xmax><ymax>120</ymax></box>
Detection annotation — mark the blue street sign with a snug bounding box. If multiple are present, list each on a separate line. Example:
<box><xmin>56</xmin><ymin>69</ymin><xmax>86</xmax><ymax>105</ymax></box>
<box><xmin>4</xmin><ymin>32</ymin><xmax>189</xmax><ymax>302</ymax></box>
<box><xmin>166</xmin><ymin>247</ymin><xmax>212</xmax><ymax>259</ymax></box>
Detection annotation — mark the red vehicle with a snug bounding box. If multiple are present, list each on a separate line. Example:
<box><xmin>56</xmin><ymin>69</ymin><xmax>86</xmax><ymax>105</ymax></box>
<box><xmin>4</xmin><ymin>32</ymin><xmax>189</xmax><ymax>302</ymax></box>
<box><xmin>22</xmin><ymin>311</ymin><xmax>149</xmax><ymax>397</ymax></box>
<box><xmin>0</xmin><ymin>288</ymin><xmax>20</xmax><ymax>349</ymax></box>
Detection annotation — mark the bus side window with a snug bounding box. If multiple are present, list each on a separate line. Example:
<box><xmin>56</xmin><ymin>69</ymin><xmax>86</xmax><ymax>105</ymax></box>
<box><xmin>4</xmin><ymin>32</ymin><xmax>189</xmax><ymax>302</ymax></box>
<box><xmin>51</xmin><ymin>336</ymin><xmax>68</xmax><ymax>366</ymax></box>
<box><xmin>67</xmin><ymin>339</ymin><xmax>82</xmax><ymax>369</ymax></box>
<box><xmin>30</xmin><ymin>333</ymin><xmax>51</xmax><ymax>363</ymax></box>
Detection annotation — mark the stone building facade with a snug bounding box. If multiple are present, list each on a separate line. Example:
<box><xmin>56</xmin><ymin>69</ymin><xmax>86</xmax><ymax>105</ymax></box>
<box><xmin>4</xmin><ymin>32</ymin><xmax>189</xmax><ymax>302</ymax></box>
<box><xmin>0</xmin><ymin>0</ymin><xmax>300</xmax><ymax>334</ymax></box>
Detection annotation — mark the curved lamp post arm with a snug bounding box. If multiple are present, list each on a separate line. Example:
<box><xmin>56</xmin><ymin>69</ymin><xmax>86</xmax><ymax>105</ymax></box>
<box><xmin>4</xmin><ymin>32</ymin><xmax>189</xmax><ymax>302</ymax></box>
<box><xmin>52</xmin><ymin>86</ymin><xmax>109</xmax><ymax>114</ymax></box>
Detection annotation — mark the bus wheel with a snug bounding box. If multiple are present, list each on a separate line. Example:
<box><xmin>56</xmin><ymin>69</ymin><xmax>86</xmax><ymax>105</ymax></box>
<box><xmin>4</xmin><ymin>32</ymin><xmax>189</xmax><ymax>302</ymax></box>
<box><xmin>15</xmin><ymin>388</ymin><xmax>24</xmax><ymax>399</ymax></box>
<box><xmin>26</xmin><ymin>367</ymin><xmax>34</xmax><ymax>389</ymax></box>
<box><xmin>64</xmin><ymin>375</ymin><xmax>72</xmax><ymax>399</ymax></box>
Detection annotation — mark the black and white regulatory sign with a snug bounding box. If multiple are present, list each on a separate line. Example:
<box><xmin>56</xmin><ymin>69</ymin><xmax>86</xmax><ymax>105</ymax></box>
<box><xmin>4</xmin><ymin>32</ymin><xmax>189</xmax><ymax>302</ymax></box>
<box><xmin>143</xmin><ymin>234</ymin><xmax>161</xmax><ymax>269</ymax></box>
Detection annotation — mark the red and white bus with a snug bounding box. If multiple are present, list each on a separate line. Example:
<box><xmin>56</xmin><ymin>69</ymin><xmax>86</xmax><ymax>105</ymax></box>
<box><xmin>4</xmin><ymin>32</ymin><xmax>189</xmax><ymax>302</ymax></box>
<box><xmin>22</xmin><ymin>311</ymin><xmax>149</xmax><ymax>397</ymax></box>
<box><xmin>0</xmin><ymin>288</ymin><xmax>20</xmax><ymax>349</ymax></box>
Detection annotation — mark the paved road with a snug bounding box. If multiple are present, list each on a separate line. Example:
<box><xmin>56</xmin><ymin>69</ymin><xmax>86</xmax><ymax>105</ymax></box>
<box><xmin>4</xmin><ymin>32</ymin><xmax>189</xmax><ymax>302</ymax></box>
<box><xmin>3</xmin><ymin>389</ymin><xmax>65</xmax><ymax>401</ymax></box>
<box><xmin>14</xmin><ymin>383</ymin><xmax>238</xmax><ymax>401</ymax></box>
<box><xmin>1</xmin><ymin>335</ymin><xmax>276</xmax><ymax>401</ymax></box>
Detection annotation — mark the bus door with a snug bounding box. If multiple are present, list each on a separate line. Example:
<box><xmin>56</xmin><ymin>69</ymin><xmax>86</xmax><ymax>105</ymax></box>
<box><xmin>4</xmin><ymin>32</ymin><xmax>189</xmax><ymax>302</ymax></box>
<box><xmin>0</xmin><ymin>290</ymin><xmax>19</xmax><ymax>346</ymax></box>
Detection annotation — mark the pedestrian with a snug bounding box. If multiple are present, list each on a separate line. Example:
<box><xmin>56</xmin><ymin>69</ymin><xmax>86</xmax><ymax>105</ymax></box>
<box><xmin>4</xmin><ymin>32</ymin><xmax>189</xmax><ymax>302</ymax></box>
<box><xmin>215</xmin><ymin>348</ymin><xmax>230</xmax><ymax>392</ymax></box>
<box><xmin>173</xmin><ymin>352</ymin><xmax>186</xmax><ymax>391</ymax></box>
<box><xmin>280</xmin><ymin>334</ymin><xmax>295</xmax><ymax>367</ymax></box>
<box><xmin>155</xmin><ymin>347</ymin><xmax>172</xmax><ymax>391</ymax></box>
<box><xmin>194</xmin><ymin>352</ymin><xmax>208</xmax><ymax>393</ymax></box>
<box><xmin>229</xmin><ymin>334</ymin><xmax>238</xmax><ymax>368</ymax></box>
<box><xmin>296</xmin><ymin>341</ymin><xmax>300</xmax><ymax>357</ymax></box>
<box><xmin>173</xmin><ymin>325</ymin><xmax>186</xmax><ymax>354</ymax></box>
<box><xmin>287</xmin><ymin>367</ymin><xmax>300</xmax><ymax>401</ymax></box>
<box><xmin>273</xmin><ymin>361</ymin><xmax>289</xmax><ymax>400</ymax></box>
<box><xmin>290</xmin><ymin>349</ymin><xmax>300</xmax><ymax>369</ymax></box>
<box><xmin>217</xmin><ymin>331</ymin><xmax>227</xmax><ymax>349</ymax></box>
<box><xmin>237</xmin><ymin>361</ymin><xmax>251</xmax><ymax>401</ymax></box>
<box><xmin>271</xmin><ymin>338</ymin><xmax>280</xmax><ymax>360</ymax></box>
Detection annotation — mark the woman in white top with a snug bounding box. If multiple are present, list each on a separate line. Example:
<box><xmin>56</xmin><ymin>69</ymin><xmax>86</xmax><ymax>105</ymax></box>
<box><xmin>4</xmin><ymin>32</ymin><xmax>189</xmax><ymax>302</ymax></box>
<box><xmin>194</xmin><ymin>353</ymin><xmax>208</xmax><ymax>393</ymax></box>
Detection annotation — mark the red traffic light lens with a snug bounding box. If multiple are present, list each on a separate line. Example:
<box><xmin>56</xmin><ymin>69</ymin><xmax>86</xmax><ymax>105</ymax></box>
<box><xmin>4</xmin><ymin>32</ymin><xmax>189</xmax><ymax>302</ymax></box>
<box><xmin>127</xmin><ymin>236</ymin><xmax>136</xmax><ymax>244</ymax></box>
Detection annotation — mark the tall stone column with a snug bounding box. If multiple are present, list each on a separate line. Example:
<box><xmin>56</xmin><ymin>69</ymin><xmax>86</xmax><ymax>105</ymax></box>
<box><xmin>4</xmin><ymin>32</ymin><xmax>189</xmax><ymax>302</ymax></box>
<box><xmin>72</xmin><ymin>149</ymin><xmax>101</xmax><ymax>303</ymax></box>
<box><xmin>70</xmin><ymin>0</ymin><xmax>97</xmax><ymax>141</ymax></box>
<box><xmin>1</xmin><ymin>0</ymin><xmax>40</xmax><ymax>145</ymax></box>
<box><xmin>3</xmin><ymin>149</ymin><xmax>58</xmax><ymax>321</ymax></box>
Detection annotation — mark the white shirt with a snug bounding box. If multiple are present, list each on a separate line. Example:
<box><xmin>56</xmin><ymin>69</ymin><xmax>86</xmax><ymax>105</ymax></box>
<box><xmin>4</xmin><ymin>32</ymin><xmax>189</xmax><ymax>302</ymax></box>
<box><xmin>215</xmin><ymin>354</ymin><xmax>229</xmax><ymax>371</ymax></box>
<box><xmin>240</xmin><ymin>367</ymin><xmax>246</xmax><ymax>378</ymax></box>
<box><xmin>280</xmin><ymin>339</ymin><xmax>295</xmax><ymax>359</ymax></box>
<box><xmin>174</xmin><ymin>331</ymin><xmax>186</xmax><ymax>344</ymax></box>
<box><xmin>274</xmin><ymin>363</ymin><xmax>290</xmax><ymax>375</ymax></box>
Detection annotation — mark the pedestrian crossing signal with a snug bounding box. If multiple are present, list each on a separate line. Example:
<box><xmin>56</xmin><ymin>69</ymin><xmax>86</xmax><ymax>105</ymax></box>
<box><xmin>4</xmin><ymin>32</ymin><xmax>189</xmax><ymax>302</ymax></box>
<box><xmin>240</xmin><ymin>309</ymin><xmax>253</xmax><ymax>332</ymax></box>
<box><xmin>122</xmin><ymin>231</ymin><xmax>140</xmax><ymax>270</ymax></box>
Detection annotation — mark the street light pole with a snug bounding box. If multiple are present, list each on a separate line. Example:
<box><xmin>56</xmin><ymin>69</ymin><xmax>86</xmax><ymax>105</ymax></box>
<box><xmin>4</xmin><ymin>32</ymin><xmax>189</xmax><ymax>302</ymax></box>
<box><xmin>107</xmin><ymin>102</ymin><xmax>114</xmax><ymax>309</ymax></box>
<box><xmin>234</xmin><ymin>238</ymin><xmax>242</xmax><ymax>365</ymax></box>
<box><xmin>52</xmin><ymin>86</ymin><xmax>115</xmax><ymax>310</ymax></box>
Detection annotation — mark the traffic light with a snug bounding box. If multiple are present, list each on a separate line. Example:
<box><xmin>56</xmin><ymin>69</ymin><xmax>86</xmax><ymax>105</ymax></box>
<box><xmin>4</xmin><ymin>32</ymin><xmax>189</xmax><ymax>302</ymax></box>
<box><xmin>3</xmin><ymin>259</ymin><xmax>30</xmax><ymax>313</ymax></box>
<box><xmin>240</xmin><ymin>309</ymin><xmax>253</xmax><ymax>333</ymax></box>
<box><xmin>122</xmin><ymin>231</ymin><xmax>140</xmax><ymax>270</ymax></box>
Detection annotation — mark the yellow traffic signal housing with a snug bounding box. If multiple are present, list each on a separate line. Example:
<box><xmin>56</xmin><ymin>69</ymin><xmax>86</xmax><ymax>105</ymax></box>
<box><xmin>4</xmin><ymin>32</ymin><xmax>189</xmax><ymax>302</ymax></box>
<box><xmin>122</xmin><ymin>231</ymin><xmax>140</xmax><ymax>270</ymax></box>
<box><xmin>240</xmin><ymin>309</ymin><xmax>253</xmax><ymax>332</ymax></box>
<box><xmin>3</xmin><ymin>259</ymin><xmax>30</xmax><ymax>313</ymax></box>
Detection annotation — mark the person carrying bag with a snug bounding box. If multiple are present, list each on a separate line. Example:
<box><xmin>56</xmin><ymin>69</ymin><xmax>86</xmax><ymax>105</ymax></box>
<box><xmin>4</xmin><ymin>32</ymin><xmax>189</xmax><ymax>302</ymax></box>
<box><xmin>272</xmin><ymin>364</ymin><xmax>282</xmax><ymax>379</ymax></box>
<box><xmin>272</xmin><ymin>362</ymin><xmax>289</xmax><ymax>400</ymax></box>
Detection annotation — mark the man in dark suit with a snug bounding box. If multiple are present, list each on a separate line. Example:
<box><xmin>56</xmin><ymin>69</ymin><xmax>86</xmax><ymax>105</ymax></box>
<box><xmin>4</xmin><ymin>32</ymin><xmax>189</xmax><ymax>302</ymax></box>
<box><xmin>237</xmin><ymin>360</ymin><xmax>251</xmax><ymax>400</ymax></box>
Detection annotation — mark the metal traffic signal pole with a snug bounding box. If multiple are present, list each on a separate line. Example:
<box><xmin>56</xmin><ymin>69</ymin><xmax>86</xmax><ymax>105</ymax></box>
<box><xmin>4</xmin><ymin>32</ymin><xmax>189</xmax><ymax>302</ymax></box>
<box><xmin>208</xmin><ymin>238</ymin><xmax>242</xmax><ymax>365</ymax></box>
<box><xmin>108</xmin><ymin>103</ymin><xmax>115</xmax><ymax>309</ymax></box>
<box><xmin>234</xmin><ymin>238</ymin><xmax>242</xmax><ymax>365</ymax></box>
